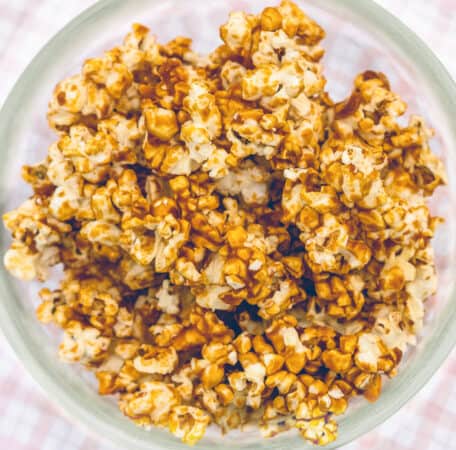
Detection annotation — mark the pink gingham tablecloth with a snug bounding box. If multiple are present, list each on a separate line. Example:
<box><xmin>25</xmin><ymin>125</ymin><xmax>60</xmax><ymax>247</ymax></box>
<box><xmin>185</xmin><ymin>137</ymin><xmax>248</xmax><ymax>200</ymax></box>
<box><xmin>0</xmin><ymin>1</ymin><xmax>455</xmax><ymax>449</ymax></box>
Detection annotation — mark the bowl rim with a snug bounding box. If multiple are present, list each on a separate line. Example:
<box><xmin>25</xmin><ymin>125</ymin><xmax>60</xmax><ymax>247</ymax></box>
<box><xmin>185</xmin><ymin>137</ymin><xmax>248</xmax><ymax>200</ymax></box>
<box><xmin>0</xmin><ymin>0</ymin><xmax>455</xmax><ymax>449</ymax></box>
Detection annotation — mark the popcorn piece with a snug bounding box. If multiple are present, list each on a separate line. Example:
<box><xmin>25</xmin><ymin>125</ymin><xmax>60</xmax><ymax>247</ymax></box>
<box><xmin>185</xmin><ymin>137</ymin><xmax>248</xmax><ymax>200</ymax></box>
<box><xmin>216</xmin><ymin>160</ymin><xmax>271</xmax><ymax>205</ymax></box>
<box><xmin>4</xmin><ymin>241</ymin><xmax>58</xmax><ymax>281</ymax></box>
<box><xmin>3</xmin><ymin>198</ymin><xmax>65</xmax><ymax>281</ymax></box>
<box><xmin>168</xmin><ymin>406</ymin><xmax>211</xmax><ymax>445</ymax></box>
<box><xmin>120</xmin><ymin>381</ymin><xmax>180</xmax><ymax>426</ymax></box>
<box><xmin>144</xmin><ymin>105</ymin><xmax>179</xmax><ymax>141</ymax></box>
<box><xmin>133</xmin><ymin>345</ymin><xmax>178</xmax><ymax>374</ymax></box>
<box><xmin>297</xmin><ymin>418</ymin><xmax>337</xmax><ymax>446</ymax></box>
<box><xmin>220</xmin><ymin>11</ymin><xmax>258</xmax><ymax>57</ymax></box>
<box><xmin>156</xmin><ymin>280</ymin><xmax>180</xmax><ymax>315</ymax></box>
<box><xmin>59</xmin><ymin>320</ymin><xmax>110</xmax><ymax>364</ymax></box>
<box><xmin>354</xmin><ymin>333</ymin><xmax>383</xmax><ymax>372</ymax></box>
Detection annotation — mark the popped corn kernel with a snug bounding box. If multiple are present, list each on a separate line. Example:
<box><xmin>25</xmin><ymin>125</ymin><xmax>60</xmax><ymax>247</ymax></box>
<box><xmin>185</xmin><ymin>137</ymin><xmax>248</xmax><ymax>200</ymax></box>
<box><xmin>144</xmin><ymin>104</ymin><xmax>179</xmax><ymax>141</ymax></box>
<box><xmin>120</xmin><ymin>381</ymin><xmax>180</xmax><ymax>426</ymax></box>
<box><xmin>133</xmin><ymin>345</ymin><xmax>178</xmax><ymax>375</ymax></box>
<box><xmin>168</xmin><ymin>406</ymin><xmax>211</xmax><ymax>445</ymax></box>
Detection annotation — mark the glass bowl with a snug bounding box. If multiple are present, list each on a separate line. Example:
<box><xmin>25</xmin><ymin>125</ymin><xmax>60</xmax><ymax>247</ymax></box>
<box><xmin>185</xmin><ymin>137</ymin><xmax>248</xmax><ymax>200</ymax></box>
<box><xmin>0</xmin><ymin>0</ymin><xmax>455</xmax><ymax>449</ymax></box>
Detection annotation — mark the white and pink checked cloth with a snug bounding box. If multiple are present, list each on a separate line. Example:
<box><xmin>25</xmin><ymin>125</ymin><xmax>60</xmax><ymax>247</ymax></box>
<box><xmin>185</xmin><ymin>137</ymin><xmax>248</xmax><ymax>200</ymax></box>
<box><xmin>0</xmin><ymin>1</ymin><xmax>455</xmax><ymax>449</ymax></box>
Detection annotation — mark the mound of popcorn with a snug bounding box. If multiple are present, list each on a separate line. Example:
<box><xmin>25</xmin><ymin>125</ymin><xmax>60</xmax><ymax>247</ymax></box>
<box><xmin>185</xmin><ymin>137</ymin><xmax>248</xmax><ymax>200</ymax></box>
<box><xmin>3</xmin><ymin>1</ymin><xmax>447</xmax><ymax>446</ymax></box>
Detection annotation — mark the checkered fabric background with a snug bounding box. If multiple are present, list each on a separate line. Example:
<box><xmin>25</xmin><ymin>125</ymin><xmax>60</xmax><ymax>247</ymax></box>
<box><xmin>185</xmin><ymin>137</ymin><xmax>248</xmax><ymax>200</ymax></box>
<box><xmin>0</xmin><ymin>0</ymin><xmax>455</xmax><ymax>449</ymax></box>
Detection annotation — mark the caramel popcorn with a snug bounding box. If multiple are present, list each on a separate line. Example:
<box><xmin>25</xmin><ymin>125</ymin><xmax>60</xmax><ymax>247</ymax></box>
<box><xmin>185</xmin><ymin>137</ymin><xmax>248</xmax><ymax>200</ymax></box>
<box><xmin>3</xmin><ymin>1</ymin><xmax>445</xmax><ymax>446</ymax></box>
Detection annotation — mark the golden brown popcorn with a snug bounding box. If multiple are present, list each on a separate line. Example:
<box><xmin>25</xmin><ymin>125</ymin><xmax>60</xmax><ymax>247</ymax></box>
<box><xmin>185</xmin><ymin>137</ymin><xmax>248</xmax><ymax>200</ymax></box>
<box><xmin>3</xmin><ymin>198</ymin><xmax>68</xmax><ymax>281</ymax></box>
<box><xmin>133</xmin><ymin>345</ymin><xmax>178</xmax><ymax>374</ymax></box>
<box><xmin>179</xmin><ymin>81</ymin><xmax>230</xmax><ymax>179</ymax></box>
<box><xmin>120</xmin><ymin>380</ymin><xmax>180</xmax><ymax>427</ymax></box>
<box><xmin>332</xmin><ymin>70</ymin><xmax>406</xmax><ymax>145</ymax></box>
<box><xmin>168</xmin><ymin>406</ymin><xmax>211</xmax><ymax>445</ymax></box>
<box><xmin>143</xmin><ymin>104</ymin><xmax>179</xmax><ymax>141</ymax></box>
<box><xmin>315</xmin><ymin>274</ymin><xmax>365</xmax><ymax>319</ymax></box>
<box><xmin>83</xmin><ymin>52</ymin><xmax>133</xmax><ymax>98</ymax></box>
<box><xmin>258</xmin><ymin>279</ymin><xmax>303</xmax><ymax>319</ymax></box>
<box><xmin>303</xmin><ymin>213</ymin><xmax>371</xmax><ymax>274</ymax></box>
<box><xmin>59</xmin><ymin>320</ymin><xmax>111</xmax><ymax>365</ymax></box>
<box><xmin>2</xmin><ymin>1</ymin><xmax>446</xmax><ymax>447</ymax></box>
<box><xmin>219</xmin><ymin>11</ymin><xmax>258</xmax><ymax>58</ymax></box>
<box><xmin>215</xmin><ymin>160</ymin><xmax>271</xmax><ymax>205</ymax></box>
<box><xmin>97</xmin><ymin>114</ymin><xmax>142</xmax><ymax>163</ymax></box>
<box><xmin>297</xmin><ymin>418</ymin><xmax>337</xmax><ymax>446</ymax></box>
<box><xmin>37</xmin><ymin>287</ymin><xmax>74</xmax><ymax>327</ymax></box>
